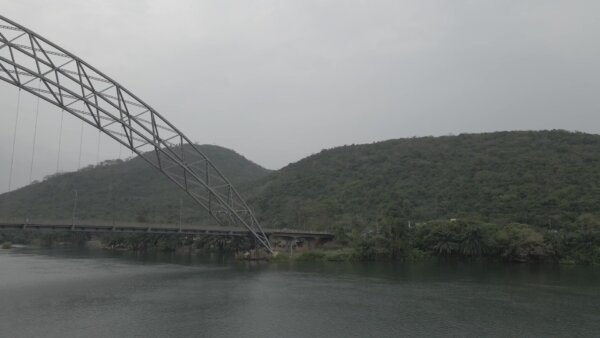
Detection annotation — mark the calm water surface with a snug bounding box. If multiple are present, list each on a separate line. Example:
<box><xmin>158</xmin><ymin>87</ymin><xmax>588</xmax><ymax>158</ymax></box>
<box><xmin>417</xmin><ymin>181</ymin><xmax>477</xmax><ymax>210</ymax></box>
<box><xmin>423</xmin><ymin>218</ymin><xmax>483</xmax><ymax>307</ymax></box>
<box><xmin>0</xmin><ymin>248</ymin><xmax>598</xmax><ymax>337</ymax></box>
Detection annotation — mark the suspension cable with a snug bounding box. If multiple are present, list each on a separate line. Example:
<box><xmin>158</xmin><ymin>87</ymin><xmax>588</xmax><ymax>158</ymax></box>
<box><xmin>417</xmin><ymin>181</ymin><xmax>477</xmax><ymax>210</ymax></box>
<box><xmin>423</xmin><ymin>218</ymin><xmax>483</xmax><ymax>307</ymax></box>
<box><xmin>8</xmin><ymin>89</ymin><xmax>22</xmax><ymax>192</ymax></box>
<box><xmin>28</xmin><ymin>80</ymin><xmax>42</xmax><ymax>184</ymax></box>
<box><xmin>77</xmin><ymin>120</ymin><xmax>84</xmax><ymax>170</ymax></box>
<box><xmin>96</xmin><ymin>130</ymin><xmax>101</xmax><ymax>164</ymax></box>
<box><xmin>56</xmin><ymin>109</ymin><xmax>64</xmax><ymax>173</ymax></box>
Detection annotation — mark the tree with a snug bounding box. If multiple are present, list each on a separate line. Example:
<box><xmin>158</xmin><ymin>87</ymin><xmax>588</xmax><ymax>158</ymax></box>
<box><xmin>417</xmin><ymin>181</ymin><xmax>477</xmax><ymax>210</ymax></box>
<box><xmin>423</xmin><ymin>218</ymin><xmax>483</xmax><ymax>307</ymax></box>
<box><xmin>459</xmin><ymin>223</ymin><xmax>495</xmax><ymax>257</ymax></box>
<box><xmin>495</xmin><ymin>224</ymin><xmax>547</xmax><ymax>262</ymax></box>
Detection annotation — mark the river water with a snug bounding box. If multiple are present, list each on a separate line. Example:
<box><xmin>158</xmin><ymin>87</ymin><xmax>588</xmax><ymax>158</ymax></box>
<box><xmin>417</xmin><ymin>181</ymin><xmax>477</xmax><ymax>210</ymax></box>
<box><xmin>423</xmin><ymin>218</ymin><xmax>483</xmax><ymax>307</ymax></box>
<box><xmin>0</xmin><ymin>249</ymin><xmax>598</xmax><ymax>338</ymax></box>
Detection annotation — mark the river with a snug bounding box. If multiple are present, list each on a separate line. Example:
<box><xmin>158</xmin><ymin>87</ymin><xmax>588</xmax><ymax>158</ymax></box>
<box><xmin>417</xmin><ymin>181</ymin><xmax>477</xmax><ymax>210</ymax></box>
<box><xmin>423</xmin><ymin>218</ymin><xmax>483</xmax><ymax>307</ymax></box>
<box><xmin>0</xmin><ymin>248</ymin><xmax>598</xmax><ymax>337</ymax></box>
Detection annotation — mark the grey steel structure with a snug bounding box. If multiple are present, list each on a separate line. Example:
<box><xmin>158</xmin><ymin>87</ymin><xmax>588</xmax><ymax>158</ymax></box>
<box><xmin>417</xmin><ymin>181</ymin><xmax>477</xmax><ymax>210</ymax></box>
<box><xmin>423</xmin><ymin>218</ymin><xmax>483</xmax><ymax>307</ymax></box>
<box><xmin>0</xmin><ymin>15</ymin><xmax>273</xmax><ymax>253</ymax></box>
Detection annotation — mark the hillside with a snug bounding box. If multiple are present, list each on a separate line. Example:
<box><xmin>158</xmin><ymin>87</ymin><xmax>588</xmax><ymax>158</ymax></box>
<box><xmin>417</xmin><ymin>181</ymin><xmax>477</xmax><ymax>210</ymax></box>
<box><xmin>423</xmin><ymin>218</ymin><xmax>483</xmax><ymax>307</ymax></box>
<box><xmin>0</xmin><ymin>144</ymin><xmax>270</xmax><ymax>224</ymax></box>
<box><xmin>247</xmin><ymin>130</ymin><xmax>600</xmax><ymax>230</ymax></box>
<box><xmin>2</xmin><ymin>130</ymin><xmax>600</xmax><ymax>232</ymax></box>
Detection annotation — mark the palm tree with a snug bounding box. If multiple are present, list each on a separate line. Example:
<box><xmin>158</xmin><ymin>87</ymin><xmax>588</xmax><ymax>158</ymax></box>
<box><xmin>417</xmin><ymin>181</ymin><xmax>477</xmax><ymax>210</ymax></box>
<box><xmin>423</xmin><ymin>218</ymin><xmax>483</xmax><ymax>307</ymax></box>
<box><xmin>460</xmin><ymin>227</ymin><xmax>489</xmax><ymax>257</ymax></box>
<box><xmin>433</xmin><ymin>240</ymin><xmax>458</xmax><ymax>256</ymax></box>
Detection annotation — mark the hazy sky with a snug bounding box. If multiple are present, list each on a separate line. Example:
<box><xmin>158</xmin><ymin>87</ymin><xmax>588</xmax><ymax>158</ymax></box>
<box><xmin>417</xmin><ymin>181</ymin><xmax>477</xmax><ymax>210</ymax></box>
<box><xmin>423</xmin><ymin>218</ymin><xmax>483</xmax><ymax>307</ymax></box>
<box><xmin>1</xmin><ymin>0</ymin><xmax>599</xmax><ymax>192</ymax></box>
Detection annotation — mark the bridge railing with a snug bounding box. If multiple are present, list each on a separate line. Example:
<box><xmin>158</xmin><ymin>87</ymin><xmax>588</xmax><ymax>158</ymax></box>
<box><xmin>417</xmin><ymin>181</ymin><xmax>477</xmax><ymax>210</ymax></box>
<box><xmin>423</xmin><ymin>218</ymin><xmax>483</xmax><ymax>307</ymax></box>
<box><xmin>0</xmin><ymin>218</ymin><xmax>333</xmax><ymax>236</ymax></box>
<box><xmin>0</xmin><ymin>217</ymin><xmax>220</xmax><ymax>230</ymax></box>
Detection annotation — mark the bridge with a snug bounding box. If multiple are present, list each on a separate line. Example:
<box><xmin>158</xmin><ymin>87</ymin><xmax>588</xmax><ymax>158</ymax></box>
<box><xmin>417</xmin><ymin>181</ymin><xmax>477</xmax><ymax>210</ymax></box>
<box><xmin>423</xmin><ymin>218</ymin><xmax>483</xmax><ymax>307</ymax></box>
<box><xmin>0</xmin><ymin>221</ymin><xmax>333</xmax><ymax>254</ymax></box>
<box><xmin>0</xmin><ymin>221</ymin><xmax>333</xmax><ymax>241</ymax></box>
<box><xmin>0</xmin><ymin>15</ymin><xmax>318</xmax><ymax>254</ymax></box>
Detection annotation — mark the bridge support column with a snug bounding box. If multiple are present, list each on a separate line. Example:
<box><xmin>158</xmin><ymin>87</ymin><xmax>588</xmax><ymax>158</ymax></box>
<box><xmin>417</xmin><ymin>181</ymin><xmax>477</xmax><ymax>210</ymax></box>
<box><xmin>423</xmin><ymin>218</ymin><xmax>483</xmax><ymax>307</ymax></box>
<box><xmin>287</xmin><ymin>236</ymin><xmax>298</xmax><ymax>256</ymax></box>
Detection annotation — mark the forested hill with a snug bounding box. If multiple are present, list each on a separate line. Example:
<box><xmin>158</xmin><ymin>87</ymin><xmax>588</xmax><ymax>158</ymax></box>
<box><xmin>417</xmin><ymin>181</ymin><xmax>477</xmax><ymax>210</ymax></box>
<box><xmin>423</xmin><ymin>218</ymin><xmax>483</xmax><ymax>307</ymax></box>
<box><xmin>247</xmin><ymin>130</ymin><xmax>600</xmax><ymax>230</ymax></box>
<box><xmin>0</xmin><ymin>144</ymin><xmax>271</xmax><ymax>224</ymax></box>
<box><xmin>2</xmin><ymin>130</ymin><xmax>600</xmax><ymax>231</ymax></box>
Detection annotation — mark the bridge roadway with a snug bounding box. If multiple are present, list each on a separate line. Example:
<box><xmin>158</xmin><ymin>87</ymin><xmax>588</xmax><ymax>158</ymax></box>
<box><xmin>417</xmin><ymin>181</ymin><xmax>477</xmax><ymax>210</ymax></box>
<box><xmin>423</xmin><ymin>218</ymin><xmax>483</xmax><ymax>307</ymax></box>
<box><xmin>0</xmin><ymin>222</ymin><xmax>334</xmax><ymax>241</ymax></box>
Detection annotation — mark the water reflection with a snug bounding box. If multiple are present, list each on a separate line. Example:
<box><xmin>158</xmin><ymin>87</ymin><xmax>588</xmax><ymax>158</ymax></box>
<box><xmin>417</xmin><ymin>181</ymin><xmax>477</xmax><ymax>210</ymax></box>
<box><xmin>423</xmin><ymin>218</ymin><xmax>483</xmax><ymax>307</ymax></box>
<box><xmin>0</xmin><ymin>248</ymin><xmax>598</xmax><ymax>337</ymax></box>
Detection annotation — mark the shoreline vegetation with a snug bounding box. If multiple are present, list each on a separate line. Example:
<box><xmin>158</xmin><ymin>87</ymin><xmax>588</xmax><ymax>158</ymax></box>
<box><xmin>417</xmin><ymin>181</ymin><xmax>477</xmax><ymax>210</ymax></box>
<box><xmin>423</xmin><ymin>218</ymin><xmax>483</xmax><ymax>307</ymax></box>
<box><xmin>1</xmin><ymin>218</ymin><xmax>598</xmax><ymax>265</ymax></box>
<box><xmin>1</xmin><ymin>131</ymin><xmax>599</xmax><ymax>266</ymax></box>
<box><xmin>275</xmin><ymin>218</ymin><xmax>599</xmax><ymax>265</ymax></box>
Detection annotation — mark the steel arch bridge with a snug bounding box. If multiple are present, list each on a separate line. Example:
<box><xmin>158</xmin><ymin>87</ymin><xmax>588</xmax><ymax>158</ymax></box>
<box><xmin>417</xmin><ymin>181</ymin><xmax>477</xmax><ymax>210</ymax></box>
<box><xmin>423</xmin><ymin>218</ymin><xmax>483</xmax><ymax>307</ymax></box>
<box><xmin>0</xmin><ymin>15</ymin><xmax>273</xmax><ymax>253</ymax></box>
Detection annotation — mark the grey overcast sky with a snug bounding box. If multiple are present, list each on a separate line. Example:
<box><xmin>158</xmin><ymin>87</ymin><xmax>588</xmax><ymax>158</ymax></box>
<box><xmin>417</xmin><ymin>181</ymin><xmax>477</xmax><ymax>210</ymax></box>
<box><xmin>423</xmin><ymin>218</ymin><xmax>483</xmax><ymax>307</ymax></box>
<box><xmin>1</xmin><ymin>0</ymin><xmax>599</xmax><ymax>192</ymax></box>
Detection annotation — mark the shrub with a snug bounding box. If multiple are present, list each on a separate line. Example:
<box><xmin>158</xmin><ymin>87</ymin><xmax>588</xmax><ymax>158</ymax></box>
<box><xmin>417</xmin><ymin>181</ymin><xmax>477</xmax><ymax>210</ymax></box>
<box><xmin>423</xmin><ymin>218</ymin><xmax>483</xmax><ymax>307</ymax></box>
<box><xmin>495</xmin><ymin>223</ymin><xmax>547</xmax><ymax>262</ymax></box>
<box><xmin>324</xmin><ymin>248</ymin><xmax>354</xmax><ymax>261</ymax></box>
<box><xmin>296</xmin><ymin>250</ymin><xmax>326</xmax><ymax>261</ymax></box>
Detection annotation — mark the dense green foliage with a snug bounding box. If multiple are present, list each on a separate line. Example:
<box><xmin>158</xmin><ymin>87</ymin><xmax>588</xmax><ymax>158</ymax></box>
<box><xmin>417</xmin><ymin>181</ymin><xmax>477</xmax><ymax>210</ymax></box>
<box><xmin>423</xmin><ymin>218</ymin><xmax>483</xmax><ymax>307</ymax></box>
<box><xmin>290</xmin><ymin>217</ymin><xmax>600</xmax><ymax>264</ymax></box>
<box><xmin>248</xmin><ymin>130</ymin><xmax>600</xmax><ymax>230</ymax></box>
<box><xmin>251</xmin><ymin>130</ymin><xmax>600</xmax><ymax>264</ymax></box>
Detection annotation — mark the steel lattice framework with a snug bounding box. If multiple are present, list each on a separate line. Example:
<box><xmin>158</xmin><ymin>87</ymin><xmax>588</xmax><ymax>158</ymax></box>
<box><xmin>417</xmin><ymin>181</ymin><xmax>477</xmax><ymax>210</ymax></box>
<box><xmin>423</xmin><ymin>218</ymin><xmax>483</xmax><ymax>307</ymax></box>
<box><xmin>0</xmin><ymin>14</ymin><xmax>272</xmax><ymax>253</ymax></box>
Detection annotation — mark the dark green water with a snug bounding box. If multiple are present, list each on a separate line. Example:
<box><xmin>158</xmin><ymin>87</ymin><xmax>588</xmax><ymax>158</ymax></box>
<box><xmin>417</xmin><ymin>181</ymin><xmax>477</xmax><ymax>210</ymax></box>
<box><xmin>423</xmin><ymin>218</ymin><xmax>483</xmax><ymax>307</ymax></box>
<box><xmin>0</xmin><ymin>249</ymin><xmax>598</xmax><ymax>338</ymax></box>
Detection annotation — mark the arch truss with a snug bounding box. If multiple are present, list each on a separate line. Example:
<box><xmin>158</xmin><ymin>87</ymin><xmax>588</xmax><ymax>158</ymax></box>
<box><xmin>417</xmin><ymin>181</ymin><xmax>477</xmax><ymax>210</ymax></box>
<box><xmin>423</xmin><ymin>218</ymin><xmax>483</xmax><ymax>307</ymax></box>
<box><xmin>0</xmin><ymin>14</ymin><xmax>272</xmax><ymax>253</ymax></box>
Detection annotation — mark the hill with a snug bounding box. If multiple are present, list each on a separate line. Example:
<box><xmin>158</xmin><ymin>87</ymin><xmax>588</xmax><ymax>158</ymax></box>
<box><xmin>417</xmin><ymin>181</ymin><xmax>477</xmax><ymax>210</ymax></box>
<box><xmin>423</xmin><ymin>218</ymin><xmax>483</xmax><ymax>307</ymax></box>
<box><xmin>3</xmin><ymin>130</ymin><xmax>599</xmax><ymax>263</ymax></box>
<box><xmin>0</xmin><ymin>144</ymin><xmax>270</xmax><ymax>224</ymax></box>
<box><xmin>2</xmin><ymin>130</ymin><xmax>600</xmax><ymax>232</ymax></box>
<box><xmin>247</xmin><ymin>130</ymin><xmax>600</xmax><ymax>230</ymax></box>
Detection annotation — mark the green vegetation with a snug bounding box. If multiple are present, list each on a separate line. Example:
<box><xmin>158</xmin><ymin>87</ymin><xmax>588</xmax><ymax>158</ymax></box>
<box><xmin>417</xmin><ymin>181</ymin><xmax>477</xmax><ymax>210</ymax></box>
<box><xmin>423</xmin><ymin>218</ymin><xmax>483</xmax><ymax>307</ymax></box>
<box><xmin>292</xmin><ymin>248</ymin><xmax>354</xmax><ymax>262</ymax></box>
<box><xmin>283</xmin><ymin>217</ymin><xmax>599</xmax><ymax>265</ymax></box>
<box><xmin>250</xmin><ymin>130</ymin><xmax>600</xmax><ymax>264</ymax></box>
<box><xmin>248</xmin><ymin>130</ymin><xmax>600</xmax><ymax>230</ymax></box>
<box><xmin>100</xmin><ymin>234</ymin><xmax>255</xmax><ymax>253</ymax></box>
<box><xmin>1</xmin><ymin>130</ymin><xmax>600</xmax><ymax>264</ymax></box>
<box><xmin>1</xmin><ymin>241</ymin><xmax>11</xmax><ymax>249</ymax></box>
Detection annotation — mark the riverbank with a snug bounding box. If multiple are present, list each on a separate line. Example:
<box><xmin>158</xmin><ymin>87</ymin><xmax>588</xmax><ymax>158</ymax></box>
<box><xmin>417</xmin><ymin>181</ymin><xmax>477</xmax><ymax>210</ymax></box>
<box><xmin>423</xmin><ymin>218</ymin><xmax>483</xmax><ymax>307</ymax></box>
<box><xmin>1</xmin><ymin>217</ymin><xmax>599</xmax><ymax>265</ymax></box>
<box><xmin>318</xmin><ymin>219</ymin><xmax>600</xmax><ymax>265</ymax></box>
<box><xmin>270</xmin><ymin>247</ymin><xmax>591</xmax><ymax>267</ymax></box>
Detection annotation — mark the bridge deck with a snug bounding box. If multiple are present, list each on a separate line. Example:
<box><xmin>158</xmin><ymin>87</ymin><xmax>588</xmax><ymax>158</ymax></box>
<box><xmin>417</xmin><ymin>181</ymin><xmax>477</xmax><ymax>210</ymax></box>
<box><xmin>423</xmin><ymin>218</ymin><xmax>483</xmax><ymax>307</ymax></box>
<box><xmin>0</xmin><ymin>222</ymin><xmax>334</xmax><ymax>240</ymax></box>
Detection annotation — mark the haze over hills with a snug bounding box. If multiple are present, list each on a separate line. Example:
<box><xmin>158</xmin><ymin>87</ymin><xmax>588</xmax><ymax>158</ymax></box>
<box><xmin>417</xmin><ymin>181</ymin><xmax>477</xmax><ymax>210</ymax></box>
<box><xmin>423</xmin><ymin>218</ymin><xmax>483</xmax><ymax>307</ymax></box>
<box><xmin>2</xmin><ymin>130</ymin><xmax>600</xmax><ymax>231</ymax></box>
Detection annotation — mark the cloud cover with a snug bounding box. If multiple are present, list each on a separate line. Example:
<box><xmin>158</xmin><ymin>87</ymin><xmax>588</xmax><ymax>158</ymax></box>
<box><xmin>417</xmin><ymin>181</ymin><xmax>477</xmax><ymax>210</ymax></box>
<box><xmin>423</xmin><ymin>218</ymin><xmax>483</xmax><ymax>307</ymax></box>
<box><xmin>0</xmin><ymin>0</ymin><xmax>599</xmax><ymax>192</ymax></box>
